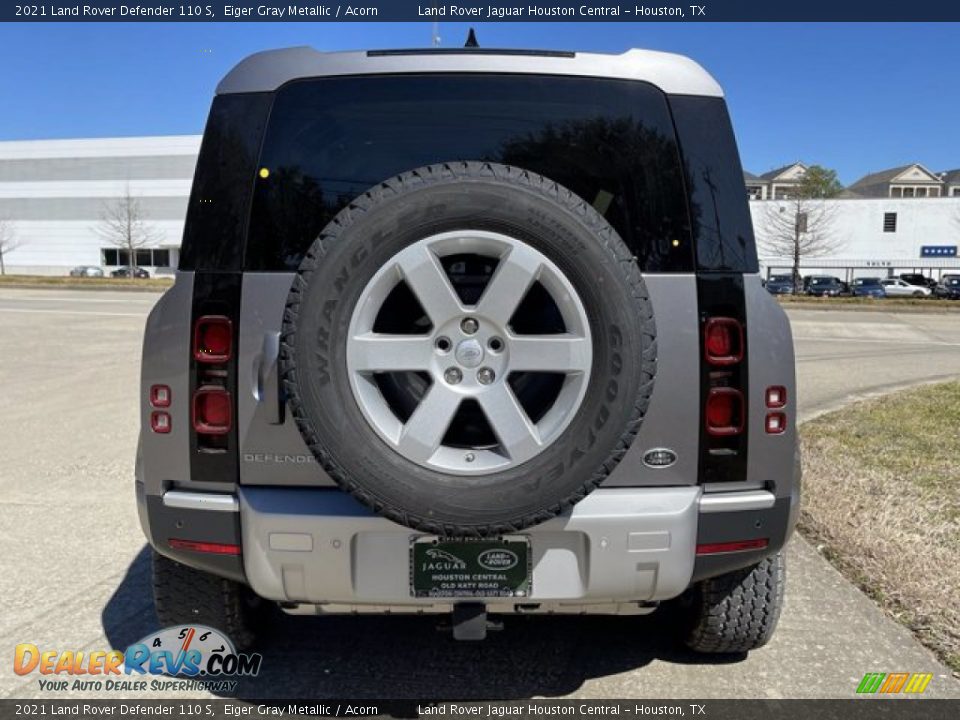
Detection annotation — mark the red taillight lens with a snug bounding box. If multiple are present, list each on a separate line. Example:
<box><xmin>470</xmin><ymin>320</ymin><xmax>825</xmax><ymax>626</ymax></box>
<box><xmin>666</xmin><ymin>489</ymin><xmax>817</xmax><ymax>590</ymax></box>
<box><xmin>169</xmin><ymin>538</ymin><xmax>240</xmax><ymax>555</ymax></box>
<box><xmin>765</xmin><ymin>412</ymin><xmax>787</xmax><ymax>435</ymax></box>
<box><xmin>706</xmin><ymin>387</ymin><xmax>744</xmax><ymax>436</ymax></box>
<box><xmin>696</xmin><ymin>538</ymin><xmax>769</xmax><ymax>555</ymax></box>
<box><xmin>766</xmin><ymin>385</ymin><xmax>787</xmax><ymax>408</ymax></box>
<box><xmin>704</xmin><ymin>317</ymin><xmax>744</xmax><ymax>366</ymax></box>
<box><xmin>150</xmin><ymin>411</ymin><xmax>171</xmax><ymax>434</ymax></box>
<box><xmin>194</xmin><ymin>316</ymin><xmax>232</xmax><ymax>363</ymax></box>
<box><xmin>150</xmin><ymin>384</ymin><xmax>171</xmax><ymax>408</ymax></box>
<box><xmin>192</xmin><ymin>386</ymin><xmax>232</xmax><ymax>435</ymax></box>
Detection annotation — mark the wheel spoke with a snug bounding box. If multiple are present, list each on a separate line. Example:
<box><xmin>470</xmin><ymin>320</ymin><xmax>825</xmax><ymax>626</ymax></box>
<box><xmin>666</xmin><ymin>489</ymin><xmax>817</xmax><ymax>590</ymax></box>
<box><xmin>509</xmin><ymin>334</ymin><xmax>591</xmax><ymax>374</ymax></box>
<box><xmin>394</xmin><ymin>244</ymin><xmax>463</xmax><ymax>328</ymax></box>
<box><xmin>478</xmin><ymin>384</ymin><xmax>542</xmax><ymax>461</ymax></box>
<box><xmin>350</xmin><ymin>333</ymin><xmax>433</xmax><ymax>372</ymax></box>
<box><xmin>397</xmin><ymin>384</ymin><xmax>461</xmax><ymax>463</ymax></box>
<box><xmin>475</xmin><ymin>244</ymin><xmax>542</xmax><ymax>325</ymax></box>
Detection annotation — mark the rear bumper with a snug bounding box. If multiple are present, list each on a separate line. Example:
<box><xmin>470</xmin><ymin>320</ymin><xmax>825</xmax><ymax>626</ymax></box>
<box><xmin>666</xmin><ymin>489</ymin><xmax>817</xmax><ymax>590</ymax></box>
<box><xmin>138</xmin><ymin>484</ymin><xmax>797</xmax><ymax>612</ymax></box>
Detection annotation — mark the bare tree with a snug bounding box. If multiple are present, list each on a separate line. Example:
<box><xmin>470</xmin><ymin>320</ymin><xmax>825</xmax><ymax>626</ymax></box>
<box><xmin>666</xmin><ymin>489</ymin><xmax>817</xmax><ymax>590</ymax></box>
<box><xmin>758</xmin><ymin>197</ymin><xmax>843</xmax><ymax>292</ymax></box>
<box><xmin>0</xmin><ymin>216</ymin><xmax>22</xmax><ymax>275</ymax></box>
<box><xmin>94</xmin><ymin>187</ymin><xmax>160</xmax><ymax>278</ymax></box>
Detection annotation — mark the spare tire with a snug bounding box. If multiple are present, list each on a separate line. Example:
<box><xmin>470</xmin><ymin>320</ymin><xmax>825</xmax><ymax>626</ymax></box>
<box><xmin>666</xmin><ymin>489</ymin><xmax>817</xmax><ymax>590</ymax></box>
<box><xmin>280</xmin><ymin>162</ymin><xmax>656</xmax><ymax>536</ymax></box>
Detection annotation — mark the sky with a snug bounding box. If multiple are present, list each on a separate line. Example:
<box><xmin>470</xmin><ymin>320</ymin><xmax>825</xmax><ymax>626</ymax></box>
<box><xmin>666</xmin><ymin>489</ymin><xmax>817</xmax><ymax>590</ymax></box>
<box><xmin>0</xmin><ymin>21</ymin><xmax>957</xmax><ymax>184</ymax></box>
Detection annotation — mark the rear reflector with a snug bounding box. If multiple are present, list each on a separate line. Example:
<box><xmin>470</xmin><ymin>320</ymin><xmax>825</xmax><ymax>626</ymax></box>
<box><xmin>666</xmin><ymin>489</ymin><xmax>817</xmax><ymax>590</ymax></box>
<box><xmin>705</xmin><ymin>387</ymin><xmax>744</xmax><ymax>436</ymax></box>
<box><xmin>150</xmin><ymin>411</ymin><xmax>171</xmax><ymax>434</ymax></box>
<box><xmin>150</xmin><ymin>384</ymin><xmax>171</xmax><ymax>408</ymax></box>
<box><xmin>696</xmin><ymin>538</ymin><xmax>769</xmax><ymax>555</ymax></box>
<box><xmin>169</xmin><ymin>538</ymin><xmax>240</xmax><ymax>555</ymax></box>
<box><xmin>766</xmin><ymin>385</ymin><xmax>787</xmax><ymax>408</ymax></box>
<box><xmin>193</xmin><ymin>315</ymin><xmax>232</xmax><ymax>363</ymax></box>
<box><xmin>704</xmin><ymin>317</ymin><xmax>744</xmax><ymax>366</ymax></box>
<box><xmin>192</xmin><ymin>386</ymin><xmax>232</xmax><ymax>435</ymax></box>
<box><xmin>766</xmin><ymin>412</ymin><xmax>787</xmax><ymax>434</ymax></box>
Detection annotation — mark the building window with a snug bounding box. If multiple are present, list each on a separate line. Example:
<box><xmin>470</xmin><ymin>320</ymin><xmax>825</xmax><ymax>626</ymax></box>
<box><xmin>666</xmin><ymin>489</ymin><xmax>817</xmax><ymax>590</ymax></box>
<box><xmin>915</xmin><ymin>188</ymin><xmax>927</xmax><ymax>198</ymax></box>
<box><xmin>100</xmin><ymin>248</ymin><xmax>171</xmax><ymax>267</ymax></box>
<box><xmin>891</xmin><ymin>187</ymin><xmax>902</xmax><ymax>198</ymax></box>
<box><xmin>930</xmin><ymin>187</ymin><xmax>940</xmax><ymax>197</ymax></box>
<box><xmin>883</xmin><ymin>213</ymin><xmax>897</xmax><ymax>233</ymax></box>
<box><xmin>952</xmin><ymin>188</ymin><xmax>960</xmax><ymax>197</ymax></box>
<box><xmin>903</xmin><ymin>187</ymin><xmax>915</xmax><ymax>197</ymax></box>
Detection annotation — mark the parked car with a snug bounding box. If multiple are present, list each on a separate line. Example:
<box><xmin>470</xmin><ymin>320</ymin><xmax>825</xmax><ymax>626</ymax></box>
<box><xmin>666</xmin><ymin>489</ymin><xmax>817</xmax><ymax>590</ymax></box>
<box><xmin>138</xmin><ymin>44</ymin><xmax>798</xmax><ymax>653</ymax></box>
<box><xmin>69</xmin><ymin>266</ymin><xmax>104</xmax><ymax>278</ymax></box>
<box><xmin>933</xmin><ymin>277</ymin><xmax>960</xmax><ymax>300</ymax></box>
<box><xmin>898</xmin><ymin>273</ymin><xmax>938</xmax><ymax>289</ymax></box>
<box><xmin>850</xmin><ymin>277</ymin><xmax>886</xmax><ymax>298</ymax></box>
<box><xmin>881</xmin><ymin>278</ymin><xmax>932</xmax><ymax>297</ymax></box>
<box><xmin>110</xmin><ymin>266</ymin><xmax>150</xmax><ymax>278</ymax></box>
<box><xmin>804</xmin><ymin>275</ymin><xmax>848</xmax><ymax>297</ymax></box>
<box><xmin>764</xmin><ymin>274</ymin><xmax>796</xmax><ymax>295</ymax></box>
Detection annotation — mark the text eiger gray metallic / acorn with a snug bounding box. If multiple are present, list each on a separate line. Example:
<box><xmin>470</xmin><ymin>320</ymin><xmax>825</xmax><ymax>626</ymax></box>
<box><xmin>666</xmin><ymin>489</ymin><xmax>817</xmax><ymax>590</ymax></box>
<box><xmin>135</xmin><ymin>45</ymin><xmax>799</xmax><ymax>649</ymax></box>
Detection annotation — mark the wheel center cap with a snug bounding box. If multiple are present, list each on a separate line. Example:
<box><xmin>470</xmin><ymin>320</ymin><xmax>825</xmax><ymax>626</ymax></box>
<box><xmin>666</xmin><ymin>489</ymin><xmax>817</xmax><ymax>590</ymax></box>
<box><xmin>455</xmin><ymin>338</ymin><xmax>484</xmax><ymax>368</ymax></box>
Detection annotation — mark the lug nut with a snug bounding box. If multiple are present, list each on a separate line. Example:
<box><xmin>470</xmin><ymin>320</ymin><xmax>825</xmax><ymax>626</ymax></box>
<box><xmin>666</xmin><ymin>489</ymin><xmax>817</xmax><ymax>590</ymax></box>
<box><xmin>460</xmin><ymin>317</ymin><xmax>479</xmax><ymax>335</ymax></box>
<box><xmin>477</xmin><ymin>367</ymin><xmax>495</xmax><ymax>385</ymax></box>
<box><xmin>444</xmin><ymin>367</ymin><xmax>463</xmax><ymax>385</ymax></box>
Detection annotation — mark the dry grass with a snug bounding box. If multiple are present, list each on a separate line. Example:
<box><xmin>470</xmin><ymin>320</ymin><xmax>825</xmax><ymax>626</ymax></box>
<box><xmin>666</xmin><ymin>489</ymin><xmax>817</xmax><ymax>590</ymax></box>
<box><xmin>799</xmin><ymin>381</ymin><xmax>960</xmax><ymax>671</ymax></box>
<box><xmin>0</xmin><ymin>275</ymin><xmax>173</xmax><ymax>291</ymax></box>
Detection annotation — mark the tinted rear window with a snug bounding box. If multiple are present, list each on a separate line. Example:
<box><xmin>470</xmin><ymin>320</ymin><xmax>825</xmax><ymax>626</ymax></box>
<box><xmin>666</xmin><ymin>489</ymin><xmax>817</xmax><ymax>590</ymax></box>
<box><xmin>244</xmin><ymin>74</ymin><xmax>693</xmax><ymax>272</ymax></box>
<box><xmin>179</xmin><ymin>93</ymin><xmax>271</xmax><ymax>271</ymax></box>
<box><xmin>670</xmin><ymin>95</ymin><xmax>759</xmax><ymax>274</ymax></box>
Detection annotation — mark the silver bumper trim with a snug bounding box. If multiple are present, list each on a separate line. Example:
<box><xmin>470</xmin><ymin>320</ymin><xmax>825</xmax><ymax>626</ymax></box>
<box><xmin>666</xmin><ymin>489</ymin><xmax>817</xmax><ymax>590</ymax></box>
<box><xmin>699</xmin><ymin>489</ymin><xmax>775</xmax><ymax>513</ymax></box>
<box><xmin>163</xmin><ymin>490</ymin><xmax>238</xmax><ymax>512</ymax></box>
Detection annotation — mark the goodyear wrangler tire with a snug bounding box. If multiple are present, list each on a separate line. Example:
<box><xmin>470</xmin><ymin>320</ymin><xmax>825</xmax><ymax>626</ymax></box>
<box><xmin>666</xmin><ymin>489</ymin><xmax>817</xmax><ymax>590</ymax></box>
<box><xmin>280</xmin><ymin>162</ymin><xmax>656</xmax><ymax>536</ymax></box>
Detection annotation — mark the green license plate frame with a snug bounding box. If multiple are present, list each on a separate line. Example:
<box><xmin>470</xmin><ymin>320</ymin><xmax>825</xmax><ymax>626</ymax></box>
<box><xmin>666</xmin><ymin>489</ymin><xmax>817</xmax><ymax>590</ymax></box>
<box><xmin>410</xmin><ymin>536</ymin><xmax>532</xmax><ymax>599</ymax></box>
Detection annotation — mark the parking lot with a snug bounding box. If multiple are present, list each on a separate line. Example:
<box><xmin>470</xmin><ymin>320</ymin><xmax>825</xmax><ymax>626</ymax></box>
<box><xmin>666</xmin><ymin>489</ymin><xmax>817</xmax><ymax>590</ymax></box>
<box><xmin>1</xmin><ymin>288</ymin><xmax>958</xmax><ymax>699</ymax></box>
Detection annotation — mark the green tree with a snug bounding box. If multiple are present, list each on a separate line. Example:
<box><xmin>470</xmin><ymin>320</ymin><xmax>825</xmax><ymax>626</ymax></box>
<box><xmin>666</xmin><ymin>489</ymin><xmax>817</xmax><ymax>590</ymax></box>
<box><xmin>797</xmin><ymin>165</ymin><xmax>844</xmax><ymax>199</ymax></box>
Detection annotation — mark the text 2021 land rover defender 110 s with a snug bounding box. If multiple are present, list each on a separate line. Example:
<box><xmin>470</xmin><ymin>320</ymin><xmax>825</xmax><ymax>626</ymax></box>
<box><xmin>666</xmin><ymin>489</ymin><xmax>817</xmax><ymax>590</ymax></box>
<box><xmin>137</xmin><ymin>45</ymin><xmax>799</xmax><ymax>650</ymax></box>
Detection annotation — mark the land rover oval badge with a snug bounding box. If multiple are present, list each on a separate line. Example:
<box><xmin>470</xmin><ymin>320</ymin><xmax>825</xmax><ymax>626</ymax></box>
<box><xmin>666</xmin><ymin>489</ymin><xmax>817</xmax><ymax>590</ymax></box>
<box><xmin>643</xmin><ymin>448</ymin><xmax>677</xmax><ymax>468</ymax></box>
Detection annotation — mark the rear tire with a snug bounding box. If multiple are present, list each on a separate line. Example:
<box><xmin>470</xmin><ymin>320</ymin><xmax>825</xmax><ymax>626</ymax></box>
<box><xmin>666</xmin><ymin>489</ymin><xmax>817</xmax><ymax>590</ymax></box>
<box><xmin>152</xmin><ymin>551</ymin><xmax>263</xmax><ymax>651</ymax></box>
<box><xmin>913</xmin><ymin>291</ymin><xmax>924</xmax><ymax>297</ymax></box>
<box><xmin>684</xmin><ymin>552</ymin><xmax>785</xmax><ymax>653</ymax></box>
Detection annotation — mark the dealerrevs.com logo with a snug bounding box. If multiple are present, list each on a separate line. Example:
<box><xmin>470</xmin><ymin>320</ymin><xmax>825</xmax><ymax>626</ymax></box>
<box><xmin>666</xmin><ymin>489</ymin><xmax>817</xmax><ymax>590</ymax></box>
<box><xmin>14</xmin><ymin>626</ymin><xmax>262</xmax><ymax>694</ymax></box>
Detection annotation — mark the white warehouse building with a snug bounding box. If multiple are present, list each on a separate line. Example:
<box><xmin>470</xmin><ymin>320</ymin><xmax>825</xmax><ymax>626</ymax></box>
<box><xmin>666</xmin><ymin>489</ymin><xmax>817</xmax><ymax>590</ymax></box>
<box><xmin>0</xmin><ymin>137</ymin><xmax>958</xmax><ymax>279</ymax></box>
<box><xmin>0</xmin><ymin>136</ymin><xmax>200</xmax><ymax>275</ymax></box>
<box><xmin>751</xmin><ymin>197</ymin><xmax>960</xmax><ymax>279</ymax></box>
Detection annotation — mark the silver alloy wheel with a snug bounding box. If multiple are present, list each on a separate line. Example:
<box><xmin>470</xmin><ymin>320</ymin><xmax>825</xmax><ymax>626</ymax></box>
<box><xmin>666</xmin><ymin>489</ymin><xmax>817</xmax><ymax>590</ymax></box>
<box><xmin>346</xmin><ymin>230</ymin><xmax>592</xmax><ymax>475</ymax></box>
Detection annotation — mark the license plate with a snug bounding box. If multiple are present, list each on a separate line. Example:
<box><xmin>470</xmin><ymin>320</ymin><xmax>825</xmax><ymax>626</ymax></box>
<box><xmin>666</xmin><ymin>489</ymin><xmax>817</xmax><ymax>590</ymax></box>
<box><xmin>410</xmin><ymin>536</ymin><xmax>531</xmax><ymax>598</ymax></box>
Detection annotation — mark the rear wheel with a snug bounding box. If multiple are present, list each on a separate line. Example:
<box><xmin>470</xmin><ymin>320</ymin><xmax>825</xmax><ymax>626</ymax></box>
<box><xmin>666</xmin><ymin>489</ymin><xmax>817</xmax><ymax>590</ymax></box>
<box><xmin>683</xmin><ymin>552</ymin><xmax>785</xmax><ymax>653</ymax></box>
<box><xmin>912</xmin><ymin>291</ymin><xmax>924</xmax><ymax>298</ymax></box>
<box><xmin>152</xmin><ymin>551</ymin><xmax>263</xmax><ymax>651</ymax></box>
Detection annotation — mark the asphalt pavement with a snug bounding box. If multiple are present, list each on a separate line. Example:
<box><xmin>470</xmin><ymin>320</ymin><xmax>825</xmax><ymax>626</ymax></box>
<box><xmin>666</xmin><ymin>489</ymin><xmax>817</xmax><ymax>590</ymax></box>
<box><xmin>1</xmin><ymin>289</ymin><xmax>958</xmax><ymax>699</ymax></box>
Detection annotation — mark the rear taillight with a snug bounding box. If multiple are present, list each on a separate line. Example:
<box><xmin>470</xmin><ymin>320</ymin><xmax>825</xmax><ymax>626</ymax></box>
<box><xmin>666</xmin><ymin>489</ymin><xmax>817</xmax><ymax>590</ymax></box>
<box><xmin>765</xmin><ymin>412</ymin><xmax>787</xmax><ymax>434</ymax></box>
<box><xmin>169</xmin><ymin>538</ymin><xmax>240</xmax><ymax>555</ymax></box>
<box><xmin>192</xmin><ymin>386</ymin><xmax>232</xmax><ymax>435</ymax></box>
<box><xmin>150</xmin><ymin>411</ymin><xmax>171</xmax><ymax>434</ymax></box>
<box><xmin>765</xmin><ymin>385</ymin><xmax>787</xmax><ymax>408</ymax></box>
<box><xmin>696</xmin><ymin>538</ymin><xmax>769</xmax><ymax>555</ymax></box>
<box><xmin>704</xmin><ymin>317</ymin><xmax>744</xmax><ymax>366</ymax></box>
<box><xmin>705</xmin><ymin>387</ymin><xmax>744</xmax><ymax>436</ymax></box>
<box><xmin>193</xmin><ymin>315</ymin><xmax>232</xmax><ymax>363</ymax></box>
<box><xmin>150</xmin><ymin>384</ymin><xmax>171</xmax><ymax>408</ymax></box>
<box><xmin>765</xmin><ymin>384</ymin><xmax>789</xmax><ymax>434</ymax></box>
